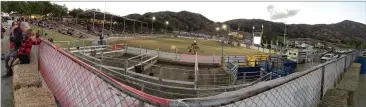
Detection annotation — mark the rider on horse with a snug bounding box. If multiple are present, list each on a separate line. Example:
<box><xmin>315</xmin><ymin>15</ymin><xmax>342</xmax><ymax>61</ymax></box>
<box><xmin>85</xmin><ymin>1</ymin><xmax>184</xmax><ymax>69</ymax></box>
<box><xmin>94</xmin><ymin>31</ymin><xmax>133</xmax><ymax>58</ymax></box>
<box><xmin>188</xmin><ymin>40</ymin><xmax>199</xmax><ymax>54</ymax></box>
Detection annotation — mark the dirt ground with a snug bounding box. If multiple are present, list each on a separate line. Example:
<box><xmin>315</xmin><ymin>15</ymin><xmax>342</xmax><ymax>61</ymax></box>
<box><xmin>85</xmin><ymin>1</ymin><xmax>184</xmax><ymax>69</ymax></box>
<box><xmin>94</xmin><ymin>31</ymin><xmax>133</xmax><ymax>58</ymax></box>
<box><xmin>116</xmin><ymin>37</ymin><xmax>266</xmax><ymax>56</ymax></box>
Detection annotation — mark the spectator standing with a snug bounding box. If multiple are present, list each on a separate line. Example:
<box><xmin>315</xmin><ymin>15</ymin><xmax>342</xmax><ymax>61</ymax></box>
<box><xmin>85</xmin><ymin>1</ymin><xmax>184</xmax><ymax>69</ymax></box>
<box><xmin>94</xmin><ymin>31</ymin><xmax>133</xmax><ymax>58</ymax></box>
<box><xmin>1</xmin><ymin>26</ymin><xmax>5</xmax><ymax>60</ymax></box>
<box><xmin>9</xmin><ymin>21</ymin><xmax>19</xmax><ymax>49</ymax></box>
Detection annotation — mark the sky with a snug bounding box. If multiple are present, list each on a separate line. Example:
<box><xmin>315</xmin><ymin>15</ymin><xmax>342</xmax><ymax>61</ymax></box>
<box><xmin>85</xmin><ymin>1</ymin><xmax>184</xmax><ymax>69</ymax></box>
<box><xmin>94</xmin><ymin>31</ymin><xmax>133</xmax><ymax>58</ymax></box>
<box><xmin>54</xmin><ymin>2</ymin><xmax>366</xmax><ymax>25</ymax></box>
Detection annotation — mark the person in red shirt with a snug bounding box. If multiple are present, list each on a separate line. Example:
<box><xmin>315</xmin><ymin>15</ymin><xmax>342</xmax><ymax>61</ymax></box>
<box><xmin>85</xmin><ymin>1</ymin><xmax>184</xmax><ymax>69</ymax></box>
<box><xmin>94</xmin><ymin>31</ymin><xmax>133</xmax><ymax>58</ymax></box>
<box><xmin>17</xmin><ymin>29</ymin><xmax>42</xmax><ymax>64</ymax></box>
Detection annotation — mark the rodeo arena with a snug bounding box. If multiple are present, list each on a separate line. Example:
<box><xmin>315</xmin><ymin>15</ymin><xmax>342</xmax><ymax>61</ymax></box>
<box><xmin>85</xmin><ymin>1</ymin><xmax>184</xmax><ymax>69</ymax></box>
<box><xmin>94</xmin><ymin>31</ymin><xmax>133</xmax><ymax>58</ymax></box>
<box><xmin>1</xmin><ymin>9</ymin><xmax>366</xmax><ymax>107</ymax></box>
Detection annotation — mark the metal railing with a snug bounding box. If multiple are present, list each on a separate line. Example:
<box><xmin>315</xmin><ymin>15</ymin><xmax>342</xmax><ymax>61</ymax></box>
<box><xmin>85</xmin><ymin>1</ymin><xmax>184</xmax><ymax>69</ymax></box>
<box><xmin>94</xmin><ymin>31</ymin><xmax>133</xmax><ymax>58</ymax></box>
<box><xmin>172</xmin><ymin>51</ymin><xmax>359</xmax><ymax>107</ymax></box>
<box><xmin>40</xmin><ymin>38</ymin><xmax>359</xmax><ymax>106</ymax></box>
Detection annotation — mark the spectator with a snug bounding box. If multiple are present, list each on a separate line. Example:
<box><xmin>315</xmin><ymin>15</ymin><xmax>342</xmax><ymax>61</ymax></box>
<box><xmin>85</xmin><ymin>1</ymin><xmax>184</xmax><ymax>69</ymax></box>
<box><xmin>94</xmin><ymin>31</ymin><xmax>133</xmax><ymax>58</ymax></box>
<box><xmin>17</xmin><ymin>29</ymin><xmax>43</xmax><ymax>64</ymax></box>
<box><xmin>9</xmin><ymin>21</ymin><xmax>19</xmax><ymax>49</ymax></box>
<box><xmin>3</xmin><ymin>22</ymin><xmax>30</xmax><ymax>77</ymax></box>
<box><xmin>1</xmin><ymin>26</ymin><xmax>5</xmax><ymax>60</ymax></box>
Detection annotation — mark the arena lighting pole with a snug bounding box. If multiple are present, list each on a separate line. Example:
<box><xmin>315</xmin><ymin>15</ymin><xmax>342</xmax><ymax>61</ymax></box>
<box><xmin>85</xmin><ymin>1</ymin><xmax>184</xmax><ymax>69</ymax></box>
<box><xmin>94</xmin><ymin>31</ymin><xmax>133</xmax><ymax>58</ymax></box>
<box><xmin>140</xmin><ymin>23</ymin><xmax>143</xmax><ymax>34</ymax></box>
<box><xmin>123</xmin><ymin>19</ymin><xmax>126</xmax><ymax>32</ymax></box>
<box><xmin>93</xmin><ymin>11</ymin><xmax>95</xmax><ymax>30</ymax></box>
<box><xmin>152</xmin><ymin>16</ymin><xmax>155</xmax><ymax>34</ymax></box>
<box><xmin>252</xmin><ymin>26</ymin><xmax>255</xmax><ymax>49</ymax></box>
<box><xmin>102</xmin><ymin>5</ymin><xmax>106</xmax><ymax>44</ymax></box>
<box><xmin>284</xmin><ymin>24</ymin><xmax>287</xmax><ymax>48</ymax></box>
<box><xmin>110</xmin><ymin>16</ymin><xmax>113</xmax><ymax>32</ymax></box>
<box><xmin>216</xmin><ymin>27</ymin><xmax>219</xmax><ymax>37</ymax></box>
<box><xmin>133</xmin><ymin>21</ymin><xmax>136</xmax><ymax>34</ymax></box>
<box><xmin>221</xmin><ymin>24</ymin><xmax>227</xmax><ymax>65</ymax></box>
<box><xmin>165</xmin><ymin>21</ymin><xmax>169</xmax><ymax>35</ymax></box>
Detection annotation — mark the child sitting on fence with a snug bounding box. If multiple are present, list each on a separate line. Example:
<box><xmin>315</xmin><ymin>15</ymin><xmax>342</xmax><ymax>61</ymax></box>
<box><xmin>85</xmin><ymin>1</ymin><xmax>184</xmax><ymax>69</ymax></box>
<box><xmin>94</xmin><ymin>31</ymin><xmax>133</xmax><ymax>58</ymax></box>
<box><xmin>17</xmin><ymin>29</ymin><xmax>43</xmax><ymax>64</ymax></box>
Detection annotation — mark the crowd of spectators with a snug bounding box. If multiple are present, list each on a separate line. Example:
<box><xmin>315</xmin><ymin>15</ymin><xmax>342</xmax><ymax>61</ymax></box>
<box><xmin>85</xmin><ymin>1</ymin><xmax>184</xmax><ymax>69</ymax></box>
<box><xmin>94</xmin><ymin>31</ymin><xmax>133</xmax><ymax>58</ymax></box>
<box><xmin>2</xmin><ymin>20</ymin><xmax>43</xmax><ymax>78</ymax></box>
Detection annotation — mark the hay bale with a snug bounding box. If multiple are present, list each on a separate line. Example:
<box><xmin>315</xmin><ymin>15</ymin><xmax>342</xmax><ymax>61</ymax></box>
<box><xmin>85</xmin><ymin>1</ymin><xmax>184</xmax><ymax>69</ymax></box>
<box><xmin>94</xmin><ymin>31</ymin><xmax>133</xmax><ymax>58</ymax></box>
<box><xmin>336</xmin><ymin>80</ymin><xmax>359</xmax><ymax>106</ymax></box>
<box><xmin>349</xmin><ymin>63</ymin><xmax>361</xmax><ymax>68</ymax></box>
<box><xmin>14</xmin><ymin>87</ymin><xmax>57</xmax><ymax>107</ymax></box>
<box><xmin>12</xmin><ymin>64</ymin><xmax>38</xmax><ymax>74</ymax></box>
<box><xmin>13</xmin><ymin>64</ymin><xmax>42</xmax><ymax>91</ymax></box>
<box><xmin>319</xmin><ymin>89</ymin><xmax>348</xmax><ymax>107</ymax></box>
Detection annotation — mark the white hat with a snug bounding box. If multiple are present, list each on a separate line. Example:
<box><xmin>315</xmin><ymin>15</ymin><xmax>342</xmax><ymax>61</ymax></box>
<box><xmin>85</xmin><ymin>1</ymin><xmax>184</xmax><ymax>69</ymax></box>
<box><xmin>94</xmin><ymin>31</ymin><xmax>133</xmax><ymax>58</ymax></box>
<box><xmin>20</xmin><ymin>22</ymin><xmax>30</xmax><ymax>30</ymax></box>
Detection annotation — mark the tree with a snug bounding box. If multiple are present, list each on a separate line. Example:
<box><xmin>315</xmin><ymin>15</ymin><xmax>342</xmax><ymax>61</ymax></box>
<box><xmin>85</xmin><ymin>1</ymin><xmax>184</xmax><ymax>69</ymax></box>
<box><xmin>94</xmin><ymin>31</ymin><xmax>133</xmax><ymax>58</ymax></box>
<box><xmin>1</xmin><ymin>1</ymin><xmax>10</xmax><ymax>13</ymax></box>
<box><xmin>69</xmin><ymin>8</ymin><xmax>84</xmax><ymax>17</ymax></box>
<box><xmin>50</xmin><ymin>3</ymin><xmax>68</xmax><ymax>18</ymax></box>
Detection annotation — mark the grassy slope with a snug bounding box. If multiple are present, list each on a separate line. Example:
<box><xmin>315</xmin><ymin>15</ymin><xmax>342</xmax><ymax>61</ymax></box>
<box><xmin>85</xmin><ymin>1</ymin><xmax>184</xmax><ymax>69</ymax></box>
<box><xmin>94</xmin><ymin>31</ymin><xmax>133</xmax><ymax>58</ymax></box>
<box><xmin>117</xmin><ymin>37</ymin><xmax>265</xmax><ymax>55</ymax></box>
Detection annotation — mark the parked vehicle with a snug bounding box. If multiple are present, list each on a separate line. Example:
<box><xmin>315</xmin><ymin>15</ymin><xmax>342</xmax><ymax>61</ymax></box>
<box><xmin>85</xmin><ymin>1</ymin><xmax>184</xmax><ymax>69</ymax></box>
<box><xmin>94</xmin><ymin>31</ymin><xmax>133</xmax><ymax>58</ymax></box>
<box><xmin>285</xmin><ymin>48</ymin><xmax>315</xmax><ymax>64</ymax></box>
<box><xmin>362</xmin><ymin>50</ymin><xmax>366</xmax><ymax>57</ymax></box>
<box><xmin>320</xmin><ymin>53</ymin><xmax>338</xmax><ymax>63</ymax></box>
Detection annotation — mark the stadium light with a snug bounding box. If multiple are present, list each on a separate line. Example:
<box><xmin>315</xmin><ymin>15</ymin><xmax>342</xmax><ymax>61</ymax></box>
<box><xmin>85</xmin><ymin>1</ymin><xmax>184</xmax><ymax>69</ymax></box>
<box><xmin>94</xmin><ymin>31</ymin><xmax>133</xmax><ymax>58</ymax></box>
<box><xmin>165</xmin><ymin>21</ymin><xmax>169</xmax><ymax>35</ymax></box>
<box><xmin>216</xmin><ymin>27</ymin><xmax>220</xmax><ymax>31</ymax></box>
<box><xmin>152</xmin><ymin>16</ymin><xmax>156</xmax><ymax>34</ymax></box>
<box><xmin>222</xmin><ymin>24</ymin><xmax>227</xmax><ymax>30</ymax></box>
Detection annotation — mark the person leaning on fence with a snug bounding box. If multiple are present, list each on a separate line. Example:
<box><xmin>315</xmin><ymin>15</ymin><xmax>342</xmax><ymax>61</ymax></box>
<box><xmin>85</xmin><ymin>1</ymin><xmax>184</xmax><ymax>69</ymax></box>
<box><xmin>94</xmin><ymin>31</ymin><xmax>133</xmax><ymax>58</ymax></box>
<box><xmin>3</xmin><ymin>22</ymin><xmax>31</xmax><ymax>78</ymax></box>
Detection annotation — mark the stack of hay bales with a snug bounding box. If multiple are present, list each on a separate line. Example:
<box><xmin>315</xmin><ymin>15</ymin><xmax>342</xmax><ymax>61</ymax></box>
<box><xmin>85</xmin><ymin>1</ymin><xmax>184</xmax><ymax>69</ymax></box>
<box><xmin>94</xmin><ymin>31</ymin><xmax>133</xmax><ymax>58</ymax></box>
<box><xmin>12</xmin><ymin>62</ymin><xmax>57</xmax><ymax>107</ymax></box>
<box><xmin>14</xmin><ymin>87</ymin><xmax>57</xmax><ymax>107</ymax></box>
<box><xmin>319</xmin><ymin>63</ymin><xmax>361</xmax><ymax>107</ymax></box>
<box><xmin>12</xmin><ymin>64</ymin><xmax>42</xmax><ymax>90</ymax></box>
<box><xmin>335</xmin><ymin>63</ymin><xmax>361</xmax><ymax>106</ymax></box>
<box><xmin>319</xmin><ymin>89</ymin><xmax>349</xmax><ymax>107</ymax></box>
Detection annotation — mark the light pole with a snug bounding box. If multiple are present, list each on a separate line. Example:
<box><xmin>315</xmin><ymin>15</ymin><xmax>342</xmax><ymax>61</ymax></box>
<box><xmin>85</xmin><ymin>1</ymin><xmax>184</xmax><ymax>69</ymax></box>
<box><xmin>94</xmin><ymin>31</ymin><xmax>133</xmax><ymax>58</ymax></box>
<box><xmin>221</xmin><ymin>24</ymin><xmax>227</xmax><ymax>65</ymax></box>
<box><xmin>165</xmin><ymin>21</ymin><xmax>169</xmax><ymax>35</ymax></box>
<box><xmin>284</xmin><ymin>24</ymin><xmax>287</xmax><ymax>48</ymax></box>
<box><xmin>216</xmin><ymin>27</ymin><xmax>219</xmax><ymax>38</ymax></box>
<box><xmin>252</xmin><ymin>26</ymin><xmax>255</xmax><ymax>47</ymax></box>
<box><xmin>151</xmin><ymin>16</ymin><xmax>155</xmax><ymax>34</ymax></box>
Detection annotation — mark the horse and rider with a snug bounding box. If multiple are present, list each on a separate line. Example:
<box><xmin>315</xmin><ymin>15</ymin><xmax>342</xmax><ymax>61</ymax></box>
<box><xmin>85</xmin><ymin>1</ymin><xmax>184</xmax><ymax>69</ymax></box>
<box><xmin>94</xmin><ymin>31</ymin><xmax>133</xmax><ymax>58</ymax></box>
<box><xmin>188</xmin><ymin>40</ymin><xmax>200</xmax><ymax>55</ymax></box>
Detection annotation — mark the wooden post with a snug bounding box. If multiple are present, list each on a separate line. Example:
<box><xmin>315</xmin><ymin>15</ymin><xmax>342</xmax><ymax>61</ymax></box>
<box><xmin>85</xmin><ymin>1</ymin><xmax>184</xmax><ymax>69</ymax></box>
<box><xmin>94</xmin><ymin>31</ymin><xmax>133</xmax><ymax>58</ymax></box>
<box><xmin>139</xmin><ymin>45</ymin><xmax>142</xmax><ymax>55</ymax></box>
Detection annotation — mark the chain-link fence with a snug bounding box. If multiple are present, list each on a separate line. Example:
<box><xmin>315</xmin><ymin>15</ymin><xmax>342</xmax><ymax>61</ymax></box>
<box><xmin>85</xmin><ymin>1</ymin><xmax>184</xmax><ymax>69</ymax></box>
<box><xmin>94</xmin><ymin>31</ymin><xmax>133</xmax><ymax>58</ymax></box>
<box><xmin>39</xmin><ymin>39</ymin><xmax>359</xmax><ymax>106</ymax></box>
<box><xmin>172</xmin><ymin>51</ymin><xmax>359</xmax><ymax>107</ymax></box>
<box><xmin>38</xmin><ymin>41</ymin><xmax>171</xmax><ymax>107</ymax></box>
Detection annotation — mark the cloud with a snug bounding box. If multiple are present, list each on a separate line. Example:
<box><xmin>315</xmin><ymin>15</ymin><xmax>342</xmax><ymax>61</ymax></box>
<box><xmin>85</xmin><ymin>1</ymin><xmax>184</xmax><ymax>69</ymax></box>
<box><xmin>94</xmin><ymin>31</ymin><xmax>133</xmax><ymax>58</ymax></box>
<box><xmin>267</xmin><ymin>5</ymin><xmax>274</xmax><ymax>12</ymax></box>
<box><xmin>267</xmin><ymin>5</ymin><xmax>300</xmax><ymax>21</ymax></box>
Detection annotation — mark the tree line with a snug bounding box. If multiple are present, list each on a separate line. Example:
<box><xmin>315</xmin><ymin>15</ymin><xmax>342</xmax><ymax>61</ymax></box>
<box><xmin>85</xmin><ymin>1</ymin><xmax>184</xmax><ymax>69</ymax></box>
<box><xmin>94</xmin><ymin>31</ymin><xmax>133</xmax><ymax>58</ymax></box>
<box><xmin>1</xmin><ymin>1</ymin><xmax>68</xmax><ymax>18</ymax></box>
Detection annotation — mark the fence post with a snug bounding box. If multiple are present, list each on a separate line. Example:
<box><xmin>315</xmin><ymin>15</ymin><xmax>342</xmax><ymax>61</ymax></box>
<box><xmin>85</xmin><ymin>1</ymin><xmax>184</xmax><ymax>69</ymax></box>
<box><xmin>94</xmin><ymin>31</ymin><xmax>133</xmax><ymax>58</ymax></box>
<box><xmin>139</xmin><ymin>84</ymin><xmax>145</xmax><ymax>107</ymax></box>
<box><xmin>320</xmin><ymin>66</ymin><xmax>326</xmax><ymax>100</ymax></box>
<box><xmin>124</xmin><ymin>59</ymin><xmax>128</xmax><ymax>74</ymax></box>
<box><xmin>213</xmin><ymin>52</ymin><xmax>215</xmax><ymax>64</ymax></box>
<box><xmin>140</xmin><ymin>45</ymin><xmax>142</xmax><ymax>54</ymax></box>
<box><xmin>344</xmin><ymin>56</ymin><xmax>347</xmax><ymax>72</ymax></box>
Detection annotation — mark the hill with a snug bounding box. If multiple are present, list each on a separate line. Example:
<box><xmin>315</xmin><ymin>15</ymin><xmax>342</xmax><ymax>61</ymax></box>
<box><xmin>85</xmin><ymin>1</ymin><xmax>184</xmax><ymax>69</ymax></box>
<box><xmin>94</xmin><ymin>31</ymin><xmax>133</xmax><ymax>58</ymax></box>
<box><xmin>124</xmin><ymin>11</ymin><xmax>366</xmax><ymax>47</ymax></box>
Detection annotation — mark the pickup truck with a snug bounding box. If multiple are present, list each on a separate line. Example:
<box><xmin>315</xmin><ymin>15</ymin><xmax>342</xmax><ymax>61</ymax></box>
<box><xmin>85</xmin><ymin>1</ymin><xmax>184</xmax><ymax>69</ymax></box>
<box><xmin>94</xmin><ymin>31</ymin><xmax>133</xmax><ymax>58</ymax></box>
<box><xmin>362</xmin><ymin>51</ymin><xmax>366</xmax><ymax>57</ymax></box>
<box><xmin>321</xmin><ymin>53</ymin><xmax>338</xmax><ymax>63</ymax></box>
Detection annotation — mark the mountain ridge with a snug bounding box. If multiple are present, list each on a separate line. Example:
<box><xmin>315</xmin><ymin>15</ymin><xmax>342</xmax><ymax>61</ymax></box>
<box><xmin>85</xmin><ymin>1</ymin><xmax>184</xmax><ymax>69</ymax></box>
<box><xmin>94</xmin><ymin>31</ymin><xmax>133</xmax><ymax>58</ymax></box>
<box><xmin>123</xmin><ymin>10</ymin><xmax>366</xmax><ymax>46</ymax></box>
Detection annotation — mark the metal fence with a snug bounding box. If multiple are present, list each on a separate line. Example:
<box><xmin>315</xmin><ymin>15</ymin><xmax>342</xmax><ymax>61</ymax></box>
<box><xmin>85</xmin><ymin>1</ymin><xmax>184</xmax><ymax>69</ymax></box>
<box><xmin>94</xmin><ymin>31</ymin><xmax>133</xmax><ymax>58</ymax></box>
<box><xmin>38</xmin><ymin>41</ymin><xmax>170</xmax><ymax>107</ymax></box>
<box><xmin>173</xmin><ymin>51</ymin><xmax>359</xmax><ymax>107</ymax></box>
<box><xmin>38</xmin><ymin>39</ymin><xmax>359</xmax><ymax>106</ymax></box>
